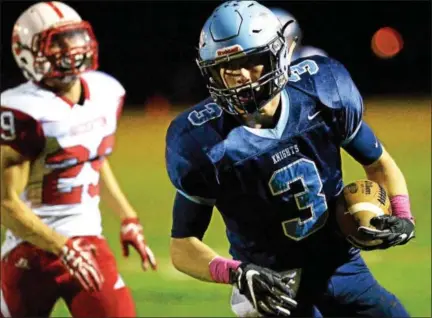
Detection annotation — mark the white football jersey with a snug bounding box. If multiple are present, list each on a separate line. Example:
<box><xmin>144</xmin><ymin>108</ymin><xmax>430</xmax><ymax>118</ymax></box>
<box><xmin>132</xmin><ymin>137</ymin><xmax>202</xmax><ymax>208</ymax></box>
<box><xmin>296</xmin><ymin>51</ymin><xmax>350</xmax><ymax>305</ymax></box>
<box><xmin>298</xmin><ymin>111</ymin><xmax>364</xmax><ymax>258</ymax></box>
<box><xmin>0</xmin><ymin>71</ymin><xmax>125</xmax><ymax>257</ymax></box>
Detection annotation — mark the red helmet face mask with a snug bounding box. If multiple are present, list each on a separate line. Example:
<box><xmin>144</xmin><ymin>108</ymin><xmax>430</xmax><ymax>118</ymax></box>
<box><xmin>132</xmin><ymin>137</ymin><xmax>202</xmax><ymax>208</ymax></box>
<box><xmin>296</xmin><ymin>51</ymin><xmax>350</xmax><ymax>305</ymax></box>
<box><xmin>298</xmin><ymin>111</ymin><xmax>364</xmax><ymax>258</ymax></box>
<box><xmin>33</xmin><ymin>21</ymin><xmax>99</xmax><ymax>80</ymax></box>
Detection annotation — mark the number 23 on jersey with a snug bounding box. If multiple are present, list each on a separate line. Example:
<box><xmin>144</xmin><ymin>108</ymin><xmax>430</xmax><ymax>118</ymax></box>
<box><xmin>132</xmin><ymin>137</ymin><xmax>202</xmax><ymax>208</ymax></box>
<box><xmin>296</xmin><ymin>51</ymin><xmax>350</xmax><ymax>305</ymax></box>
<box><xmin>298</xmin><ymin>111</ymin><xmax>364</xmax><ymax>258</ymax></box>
<box><xmin>43</xmin><ymin>135</ymin><xmax>115</xmax><ymax>205</ymax></box>
<box><xmin>1</xmin><ymin>109</ymin><xmax>114</xmax><ymax>205</ymax></box>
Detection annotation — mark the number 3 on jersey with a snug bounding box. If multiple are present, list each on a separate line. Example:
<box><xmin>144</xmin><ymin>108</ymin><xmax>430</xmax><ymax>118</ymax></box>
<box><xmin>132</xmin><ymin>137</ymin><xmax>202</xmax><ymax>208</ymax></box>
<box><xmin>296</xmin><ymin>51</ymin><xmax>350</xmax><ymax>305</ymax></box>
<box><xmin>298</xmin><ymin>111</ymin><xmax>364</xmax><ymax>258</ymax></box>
<box><xmin>43</xmin><ymin>135</ymin><xmax>114</xmax><ymax>205</ymax></box>
<box><xmin>188</xmin><ymin>103</ymin><xmax>222</xmax><ymax>126</ymax></box>
<box><xmin>288</xmin><ymin>60</ymin><xmax>319</xmax><ymax>82</ymax></box>
<box><xmin>269</xmin><ymin>159</ymin><xmax>328</xmax><ymax>241</ymax></box>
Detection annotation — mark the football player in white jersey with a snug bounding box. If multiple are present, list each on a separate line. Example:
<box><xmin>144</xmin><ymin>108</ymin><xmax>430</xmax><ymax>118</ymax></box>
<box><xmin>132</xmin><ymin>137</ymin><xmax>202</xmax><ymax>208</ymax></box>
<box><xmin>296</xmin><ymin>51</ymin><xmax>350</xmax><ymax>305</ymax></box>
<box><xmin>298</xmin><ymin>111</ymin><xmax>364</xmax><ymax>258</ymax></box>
<box><xmin>0</xmin><ymin>2</ymin><xmax>156</xmax><ymax>317</ymax></box>
<box><xmin>270</xmin><ymin>7</ymin><xmax>328</xmax><ymax>61</ymax></box>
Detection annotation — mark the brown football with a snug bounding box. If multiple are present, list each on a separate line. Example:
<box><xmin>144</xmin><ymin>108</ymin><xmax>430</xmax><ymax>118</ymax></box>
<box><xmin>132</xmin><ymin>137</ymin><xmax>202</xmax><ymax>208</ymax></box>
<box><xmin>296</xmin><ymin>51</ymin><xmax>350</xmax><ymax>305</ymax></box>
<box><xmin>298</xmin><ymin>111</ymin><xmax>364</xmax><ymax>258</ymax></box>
<box><xmin>335</xmin><ymin>179</ymin><xmax>392</xmax><ymax>249</ymax></box>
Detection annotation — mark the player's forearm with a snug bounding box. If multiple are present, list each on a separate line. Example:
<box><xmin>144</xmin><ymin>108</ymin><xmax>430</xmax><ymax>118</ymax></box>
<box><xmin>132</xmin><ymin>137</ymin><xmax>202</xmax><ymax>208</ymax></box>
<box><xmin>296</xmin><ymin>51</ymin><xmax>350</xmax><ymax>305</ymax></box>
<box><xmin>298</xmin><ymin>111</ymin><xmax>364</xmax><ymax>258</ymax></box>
<box><xmin>363</xmin><ymin>147</ymin><xmax>408</xmax><ymax>197</ymax></box>
<box><xmin>170</xmin><ymin>237</ymin><xmax>220</xmax><ymax>282</ymax></box>
<box><xmin>1</xmin><ymin>197</ymin><xmax>67</xmax><ymax>255</ymax></box>
<box><xmin>363</xmin><ymin>147</ymin><xmax>413</xmax><ymax>221</ymax></box>
<box><xmin>100</xmin><ymin>159</ymin><xmax>137</xmax><ymax>220</ymax></box>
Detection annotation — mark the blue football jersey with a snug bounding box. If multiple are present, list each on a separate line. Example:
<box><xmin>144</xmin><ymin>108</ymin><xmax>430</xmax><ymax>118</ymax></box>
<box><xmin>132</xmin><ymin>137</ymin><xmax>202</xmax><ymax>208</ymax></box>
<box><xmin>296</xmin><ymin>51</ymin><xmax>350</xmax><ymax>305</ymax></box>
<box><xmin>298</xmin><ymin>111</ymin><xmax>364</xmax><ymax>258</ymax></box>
<box><xmin>166</xmin><ymin>56</ymin><xmax>363</xmax><ymax>270</ymax></box>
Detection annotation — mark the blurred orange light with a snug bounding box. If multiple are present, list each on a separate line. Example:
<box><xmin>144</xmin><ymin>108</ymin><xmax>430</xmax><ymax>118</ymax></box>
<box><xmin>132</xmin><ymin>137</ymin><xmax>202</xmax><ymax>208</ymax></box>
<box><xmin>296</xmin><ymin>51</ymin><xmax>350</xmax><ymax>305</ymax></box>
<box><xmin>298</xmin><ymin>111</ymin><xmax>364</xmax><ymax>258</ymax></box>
<box><xmin>371</xmin><ymin>27</ymin><xmax>403</xmax><ymax>59</ymax></box>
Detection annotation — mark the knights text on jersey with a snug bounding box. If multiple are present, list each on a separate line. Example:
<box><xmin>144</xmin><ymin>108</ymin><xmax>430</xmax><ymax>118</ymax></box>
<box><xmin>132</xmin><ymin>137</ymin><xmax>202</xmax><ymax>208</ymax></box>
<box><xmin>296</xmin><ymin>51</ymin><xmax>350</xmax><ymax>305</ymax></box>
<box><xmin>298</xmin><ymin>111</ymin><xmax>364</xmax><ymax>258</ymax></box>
<box><xmin>166</xmin><ymin>56</ymin><xmax>363</xmax><ymax>269</ymax></box>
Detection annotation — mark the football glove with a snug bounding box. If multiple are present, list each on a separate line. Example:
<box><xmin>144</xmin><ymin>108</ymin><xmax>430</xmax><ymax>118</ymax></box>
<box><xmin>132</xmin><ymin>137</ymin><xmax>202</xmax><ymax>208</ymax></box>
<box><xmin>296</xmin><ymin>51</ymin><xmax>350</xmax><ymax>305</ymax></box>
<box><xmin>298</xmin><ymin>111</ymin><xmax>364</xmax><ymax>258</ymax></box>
<box><xmin>358</xmin><ymin>215</ymin><xmax>415</xmax><ymax>250</ymax></box>
<box><xmin>121</xmin><ymin>217</ymin><xmax>157</xmax><ymax>271</ymax></box>
<box><xmin>60</xmin><ymin>237</ymin><xmax>104</xmax><ymax>291</ymax></box>
<box><xmin>230</xmin><ymin>263</ymin><xmax>298</xmax><ymax>316</ymax></box>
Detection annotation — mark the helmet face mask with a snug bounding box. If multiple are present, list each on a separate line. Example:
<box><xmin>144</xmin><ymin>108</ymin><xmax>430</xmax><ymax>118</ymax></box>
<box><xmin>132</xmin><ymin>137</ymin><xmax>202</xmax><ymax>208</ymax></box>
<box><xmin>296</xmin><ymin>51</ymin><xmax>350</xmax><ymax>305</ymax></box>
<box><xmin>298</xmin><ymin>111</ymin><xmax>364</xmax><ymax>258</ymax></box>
<box><xmin>27</xmin><ymin>21</ymin><xmax>98</xmax><ymax>83</ymax></box>
<box><xmin>37</xmin><ymin>22</ymin><xmax>98</xmax><ymax>80</ymax></box>
<box><xmin>199</xmin><ymin>37</ymin><xmax>287</xmax><ymax>115</ymax></box>
<box><xmin>196</xmin><ymin>1</ymin><xmax>291</xmax><ymax>116</ymax></box>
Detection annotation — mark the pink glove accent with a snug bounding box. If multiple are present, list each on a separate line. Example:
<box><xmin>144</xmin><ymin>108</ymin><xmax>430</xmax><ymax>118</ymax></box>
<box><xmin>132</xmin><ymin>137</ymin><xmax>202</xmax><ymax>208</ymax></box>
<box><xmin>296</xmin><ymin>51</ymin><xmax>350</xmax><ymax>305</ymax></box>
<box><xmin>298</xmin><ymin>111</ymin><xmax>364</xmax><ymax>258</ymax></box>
<box><xmin>209</xmin><ymin>257</ymin><xmax>241</xmax><ymax>284</ymax></box>
<box><xmin>390</xmin><ymin>195</ymin><xmax>414</xmax><ymax>221</ymax></box>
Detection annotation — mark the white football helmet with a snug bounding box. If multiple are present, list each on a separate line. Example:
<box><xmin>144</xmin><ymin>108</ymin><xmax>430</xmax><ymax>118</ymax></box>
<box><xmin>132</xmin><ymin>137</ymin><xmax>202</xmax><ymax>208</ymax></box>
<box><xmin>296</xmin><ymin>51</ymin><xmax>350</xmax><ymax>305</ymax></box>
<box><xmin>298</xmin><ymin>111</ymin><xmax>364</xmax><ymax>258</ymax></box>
<box><xmin>12</xmin><ymin>1</ymin><xmax>98</xmax><ymax>82</ymax></box>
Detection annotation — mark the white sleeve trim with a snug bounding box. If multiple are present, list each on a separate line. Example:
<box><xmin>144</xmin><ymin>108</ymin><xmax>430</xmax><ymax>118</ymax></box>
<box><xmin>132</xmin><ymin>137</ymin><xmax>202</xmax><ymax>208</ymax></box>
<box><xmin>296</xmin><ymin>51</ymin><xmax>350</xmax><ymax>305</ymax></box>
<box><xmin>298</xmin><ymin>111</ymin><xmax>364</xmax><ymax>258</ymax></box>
<box><xmin>0</xmin><ymin>288</ymin><xmax>12</xmax><ymax>317</ymax></box>
<box><xmin>177</xmin><ymin>190</ymin><xmax>216</xmax><ymax>206</ymax></box>
<box><xmin>341</xmin><ymin>120</ymin><xmax>362</xmax><ymax>147</ymax></box>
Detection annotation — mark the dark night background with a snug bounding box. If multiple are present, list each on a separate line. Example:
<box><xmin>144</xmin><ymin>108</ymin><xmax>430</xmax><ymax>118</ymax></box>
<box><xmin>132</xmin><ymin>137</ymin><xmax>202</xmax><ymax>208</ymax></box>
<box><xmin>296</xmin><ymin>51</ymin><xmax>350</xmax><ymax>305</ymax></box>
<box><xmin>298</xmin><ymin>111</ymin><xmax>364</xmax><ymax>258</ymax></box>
<box><xmin>1</xmin><ymin>1</ymin><xmax>431</xmax><ymax>107</ymax></box>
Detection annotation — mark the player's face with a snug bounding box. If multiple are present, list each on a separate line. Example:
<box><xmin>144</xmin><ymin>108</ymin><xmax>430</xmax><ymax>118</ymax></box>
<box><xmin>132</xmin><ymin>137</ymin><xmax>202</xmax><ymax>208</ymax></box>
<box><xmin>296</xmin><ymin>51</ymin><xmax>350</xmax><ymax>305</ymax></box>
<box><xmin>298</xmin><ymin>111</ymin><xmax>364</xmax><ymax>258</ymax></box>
<box><xmin>42</xmin><ymin>26</ymin><xmax>96</xmax><ymax>91</ymax></box>
<box><xmin>219</xmin><ymin>55</ymin><xmax>266</xmax><ymax>115</ymax></box>
<box><xmin>220</xmin><ymin>65</ymin><xmax>264</xmax><ymax>91</ymax></box>
<box><xmin>218</xmin><ymin>54</ymin><xmax>282</xmax><ymax>127</ymax></box>
<box><xmin>49</xmin><ymin>28</ymin><xmax>89</xmax><ymax>49</ymax></box>
<box><xmin>48</xmin><ymin>28</ymin><xmax>92</xmax><ymax>72</ymax></box>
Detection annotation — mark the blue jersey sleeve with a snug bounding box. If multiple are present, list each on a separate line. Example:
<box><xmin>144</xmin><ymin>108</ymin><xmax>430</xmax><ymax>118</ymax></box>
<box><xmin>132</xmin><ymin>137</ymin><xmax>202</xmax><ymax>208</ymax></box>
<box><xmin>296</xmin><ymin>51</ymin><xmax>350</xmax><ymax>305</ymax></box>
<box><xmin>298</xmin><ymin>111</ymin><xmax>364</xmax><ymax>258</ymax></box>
<box><xmin>166</xmin><ymin>120</ymin><xmax>217</xmax><ymax>239</ymax></box>
<box><xmin>171</xmin><ymin>192</ymin><xmax>213</xmax><ymax>239</ymax></box>
<box><xmin>328</xmin><ymin>59</ymin><xmax>383</xmax><ymax>164</ymax></box>
<box><xmin>328</xmin><ymin>59</ymin><xmax>364</xmax><ymax>143</ymax></box>
<box><xmin>165</xmin><ymin>121</ymin><xmax>217</xmax><ymax>205</ymax></box>
<box><xmin>343</xmin><ymin>121</ymin><xmax>383</xmax><ymax>165</ymax></box>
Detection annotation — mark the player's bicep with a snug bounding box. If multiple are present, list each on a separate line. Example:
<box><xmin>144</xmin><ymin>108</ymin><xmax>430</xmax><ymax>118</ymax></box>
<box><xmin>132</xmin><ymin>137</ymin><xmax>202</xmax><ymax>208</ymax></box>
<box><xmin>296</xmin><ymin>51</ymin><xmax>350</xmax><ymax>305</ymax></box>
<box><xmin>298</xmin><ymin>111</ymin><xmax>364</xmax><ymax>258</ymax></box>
<box><xmin>1</xmin><ymin>145</ymin><xmax>30</xmax><ymax>200</ymax></box>
<box><xmin>171</xmin><ymin>191</ymin><xmax>213</xmax><ymax>241</ymax></box>
<box><xmin>1</xmin><ymin>144</ymin><xmax>23</xmax><ymax>168</ymax></box>
<box><xmin>342</xmin><ymin>121</ymin><xmax>383</xmax><ymax>165</ymax></box>
<box><xmin>1</xmin><ymin>106</ymin><xmax>42</xmax><ymax>201</ymax></box>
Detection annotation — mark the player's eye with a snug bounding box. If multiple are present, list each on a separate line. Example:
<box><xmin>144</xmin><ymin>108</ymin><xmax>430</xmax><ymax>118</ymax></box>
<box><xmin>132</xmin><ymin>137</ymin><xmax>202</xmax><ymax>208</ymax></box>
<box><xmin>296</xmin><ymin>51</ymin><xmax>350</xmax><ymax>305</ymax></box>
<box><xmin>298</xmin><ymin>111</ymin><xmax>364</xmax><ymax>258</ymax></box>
<box><xmin>49</xmin><ymin>29</ymin><xmax>90</xmax><ymax>52</ymax></box>
<box><xmin>220</xmin><ymin>54</ymin><xmax>268</xmax><ymax>77</ymax></box>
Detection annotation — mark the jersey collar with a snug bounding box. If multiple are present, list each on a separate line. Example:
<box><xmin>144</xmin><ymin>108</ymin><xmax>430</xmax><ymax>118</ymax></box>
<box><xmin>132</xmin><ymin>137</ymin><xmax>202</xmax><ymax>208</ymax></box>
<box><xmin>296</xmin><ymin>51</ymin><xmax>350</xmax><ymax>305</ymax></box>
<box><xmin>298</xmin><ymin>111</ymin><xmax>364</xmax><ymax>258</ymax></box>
<box><xmin>242</xmin><ymin>89</ymin><xmax>290</xmax><ymax>140</ymax></box>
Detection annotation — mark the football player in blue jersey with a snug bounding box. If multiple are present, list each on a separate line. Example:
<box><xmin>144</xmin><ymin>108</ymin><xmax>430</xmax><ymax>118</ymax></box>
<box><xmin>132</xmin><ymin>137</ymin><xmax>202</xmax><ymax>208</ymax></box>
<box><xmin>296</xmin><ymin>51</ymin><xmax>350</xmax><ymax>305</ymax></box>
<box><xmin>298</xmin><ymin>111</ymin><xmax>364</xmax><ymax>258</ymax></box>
<box><xmin>270</xmin><ymin>7</ymin><xmax>328</xmax><ymax>61</ymax></box>
<box><xmin>165</xmin><ymin>1</ymin><xmax>415</xmax><ymax>316</ymax></box>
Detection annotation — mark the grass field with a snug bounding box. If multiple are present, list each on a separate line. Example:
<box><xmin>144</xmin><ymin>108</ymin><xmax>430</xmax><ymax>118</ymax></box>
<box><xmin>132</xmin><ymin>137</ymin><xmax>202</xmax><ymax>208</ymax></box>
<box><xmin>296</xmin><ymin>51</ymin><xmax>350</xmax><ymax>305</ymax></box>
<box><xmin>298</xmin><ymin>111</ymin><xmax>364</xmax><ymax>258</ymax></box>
<box><xmin>3</xmin><ymin>98</ymin><xmax>431</xmax><ymax>317</ymax></box>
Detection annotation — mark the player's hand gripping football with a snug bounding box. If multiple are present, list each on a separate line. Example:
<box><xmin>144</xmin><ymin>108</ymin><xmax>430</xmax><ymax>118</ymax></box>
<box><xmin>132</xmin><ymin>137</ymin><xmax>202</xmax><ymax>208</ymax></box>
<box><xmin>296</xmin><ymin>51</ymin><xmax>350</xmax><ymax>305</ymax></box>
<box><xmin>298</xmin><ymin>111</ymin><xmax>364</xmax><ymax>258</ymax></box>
<box><xmin>230</xmin><ymin>263</ymin><xmax>298</xmax><ymax>316</ymax></box>
<box><xmin>60</xmin><ymin>237</ymin><xmax>104</xmax><ymax>291</ymax></box>
<box><xmin>358</xmin><ymin>216</ymin><xmax>415</xmax><ymax>250</ymax></box>
<box><xmin>120</xmin><ymin>217</ymin><xmax>157</xmax><ymax>271</ymax></box>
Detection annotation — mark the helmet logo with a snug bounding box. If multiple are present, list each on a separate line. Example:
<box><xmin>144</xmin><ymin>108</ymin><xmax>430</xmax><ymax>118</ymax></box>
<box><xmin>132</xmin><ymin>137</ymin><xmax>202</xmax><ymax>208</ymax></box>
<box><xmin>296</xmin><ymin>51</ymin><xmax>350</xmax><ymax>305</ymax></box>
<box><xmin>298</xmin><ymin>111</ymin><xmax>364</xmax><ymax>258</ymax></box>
<box><xmin>216</xmin><ymin>44</ymin><xmax>243</xmax><ymax>57</ymax></box>
<box><xmin>12</xmin><ymin>33</ymin><xmax>22</xmax><ymax>55</ymax></box>
<box><xmin>249</xmin><ymin>14</ymin><xmax>268</xmax><ymax>34</ymax></box>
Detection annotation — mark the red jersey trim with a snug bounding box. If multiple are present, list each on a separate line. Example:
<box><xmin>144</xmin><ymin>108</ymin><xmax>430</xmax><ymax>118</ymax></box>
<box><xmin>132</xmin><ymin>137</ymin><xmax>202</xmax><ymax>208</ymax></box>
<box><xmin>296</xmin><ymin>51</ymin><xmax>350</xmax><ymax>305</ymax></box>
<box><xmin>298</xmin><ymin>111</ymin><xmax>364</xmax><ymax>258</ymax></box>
<box><xmin>0</xmin><ymin>106</ymin><xmax>46</xmax><ymax>160</ymax></box>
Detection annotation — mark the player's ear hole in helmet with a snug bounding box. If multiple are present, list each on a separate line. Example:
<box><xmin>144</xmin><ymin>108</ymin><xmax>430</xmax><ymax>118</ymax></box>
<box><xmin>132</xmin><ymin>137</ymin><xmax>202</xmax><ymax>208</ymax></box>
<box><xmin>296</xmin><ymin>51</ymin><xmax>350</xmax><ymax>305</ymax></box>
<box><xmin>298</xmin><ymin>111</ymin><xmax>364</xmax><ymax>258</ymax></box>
<box><xmin>196</xmin><ymin>0</ymin><xmax>298</xmax><ymax>116</ymax></box>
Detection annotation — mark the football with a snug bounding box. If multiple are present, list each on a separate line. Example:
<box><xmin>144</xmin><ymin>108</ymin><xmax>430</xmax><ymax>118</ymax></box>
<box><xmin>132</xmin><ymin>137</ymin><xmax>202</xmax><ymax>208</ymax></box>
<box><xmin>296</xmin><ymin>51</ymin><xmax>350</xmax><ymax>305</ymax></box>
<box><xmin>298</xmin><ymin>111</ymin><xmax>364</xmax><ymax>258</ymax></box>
<box><xmin>335</xmin><ymin>179</ymin><xmax>392</xmax><ymax>249</ymax></box>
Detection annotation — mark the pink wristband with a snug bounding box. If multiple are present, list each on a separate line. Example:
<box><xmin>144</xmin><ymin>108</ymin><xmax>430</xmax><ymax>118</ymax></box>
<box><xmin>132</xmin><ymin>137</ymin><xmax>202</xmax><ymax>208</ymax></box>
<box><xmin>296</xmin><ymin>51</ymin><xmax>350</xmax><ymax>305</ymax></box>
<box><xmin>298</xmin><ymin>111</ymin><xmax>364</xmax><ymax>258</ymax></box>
<box><xmin>390</xmin><ymin>195</ymin><xmax>414</xmax><ymax>221</ymax></box>
<box><xmin>209</xmin><ymin>256</ymin><xmax>241</xmax><ymax>284</ymax></box>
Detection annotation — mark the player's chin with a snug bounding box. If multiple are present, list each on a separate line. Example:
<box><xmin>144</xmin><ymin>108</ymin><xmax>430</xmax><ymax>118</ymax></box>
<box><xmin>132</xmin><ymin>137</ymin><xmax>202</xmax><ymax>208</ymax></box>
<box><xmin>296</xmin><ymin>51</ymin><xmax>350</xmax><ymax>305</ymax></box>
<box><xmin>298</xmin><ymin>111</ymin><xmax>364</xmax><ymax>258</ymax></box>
<box><xmin>43</xmin><ymin>74</ymin><xmax>78</xmax><ymax>90</ymax></box>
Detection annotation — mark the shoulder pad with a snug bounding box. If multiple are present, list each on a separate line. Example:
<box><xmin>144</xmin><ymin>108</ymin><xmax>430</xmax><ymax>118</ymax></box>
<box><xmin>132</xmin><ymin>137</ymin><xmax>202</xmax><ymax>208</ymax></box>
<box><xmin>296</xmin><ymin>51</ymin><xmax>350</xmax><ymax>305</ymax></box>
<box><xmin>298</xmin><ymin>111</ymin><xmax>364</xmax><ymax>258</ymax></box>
<box><xmin>288</xmin><ymin>56</ymin><xmax>360</xmax><ymax>111</ymax></box>
<box><xmin>1</xmin><ymin>82</ymin><xmax>55</xmax><ymax>121</ymax></box>
<box><xmin>80</xmin><ymin>71</ymin><xmax>125</xmax><ymax>99</ymax></box>
<box><xmin>167</xmin><ymin>97</ymin><xmax>223</xmax><ymax>143</ymax></box>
